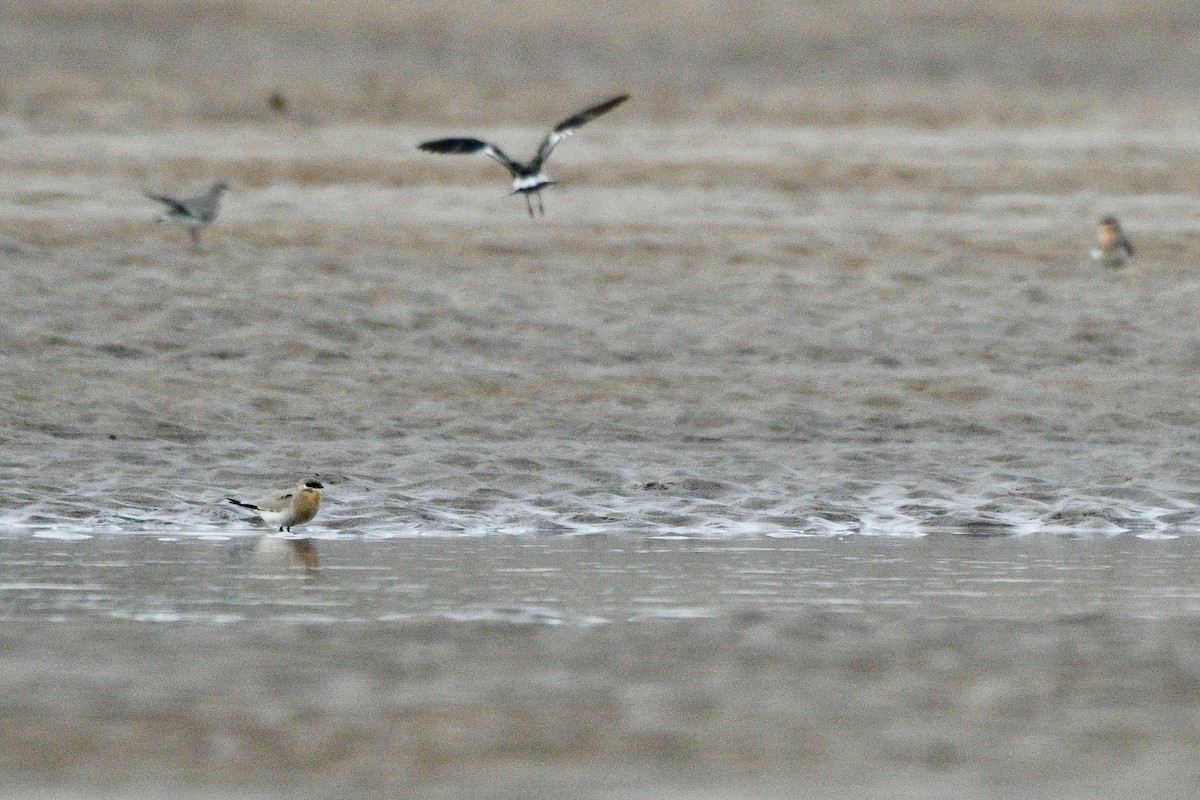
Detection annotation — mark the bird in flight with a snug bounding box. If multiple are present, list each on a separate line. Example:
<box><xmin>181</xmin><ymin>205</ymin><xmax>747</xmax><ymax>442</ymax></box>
<box><xmin>419</xmin><ymin>94</ymin><xmax>629</xmax><ymax>217</ymax></box>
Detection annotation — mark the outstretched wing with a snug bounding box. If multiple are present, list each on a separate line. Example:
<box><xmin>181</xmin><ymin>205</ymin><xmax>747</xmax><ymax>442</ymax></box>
<box><xmin>531</xmin><ymin>94</ymin><xmax>629</xmax><ymax>169</ymax></box>
<box><xmin>419</xmin><ymin>137</ymin><xmax>522</xmax><ymax>177</ymax></box>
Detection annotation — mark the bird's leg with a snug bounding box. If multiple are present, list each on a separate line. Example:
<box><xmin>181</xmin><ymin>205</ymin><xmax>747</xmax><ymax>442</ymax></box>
<box><xmin>525</xmin><ymin>194</ymin><xmax>534</xmax><ymax>218</ymax></box>
<box><xmin>537</xmin><ymin>192</ymin><xmax>545</xmax><ymax>216</ymax></box>
<box><xmin>189</xmin><ymin>227</ymin><xmax>201</xmax><ymax>248</ymax></box>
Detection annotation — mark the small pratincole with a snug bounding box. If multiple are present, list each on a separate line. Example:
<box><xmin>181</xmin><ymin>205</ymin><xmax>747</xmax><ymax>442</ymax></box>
<box><xmin>227</xmin><ymin>478</ymin><xmax>324</xmax><ymax>533</ymax></box>
<box><xmin>1092</xmin><ymin>215</ymin><xmax>1135</xmax><ymax>268</ymax></box>
<box><xmin>418</xmin><ymin>94</ymin><xmax>629</xmax><ymax>217</ymax></box>
<box><xmin>146</xmin><ymin>179</ymin><xmax>230</xmax><ymax>248</ymax></box>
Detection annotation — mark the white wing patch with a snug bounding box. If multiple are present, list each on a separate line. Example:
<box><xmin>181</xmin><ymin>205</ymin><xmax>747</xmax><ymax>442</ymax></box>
<box><xmin>513</xmin><ymin>173</ymin><xmax>552</xmax><ymax>191</ymax></box>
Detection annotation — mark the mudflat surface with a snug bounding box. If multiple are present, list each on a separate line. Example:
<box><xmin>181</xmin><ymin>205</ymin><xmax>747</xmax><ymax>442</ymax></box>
<box><xmin>4</xmin><ymin>2</ymin><xmax>1200</xmax><ymax>798</ymax></box>
<box><xmin>4</xmin><ymin>121</ymin><xmax>1200</xmax><ymax>539</ymax></box>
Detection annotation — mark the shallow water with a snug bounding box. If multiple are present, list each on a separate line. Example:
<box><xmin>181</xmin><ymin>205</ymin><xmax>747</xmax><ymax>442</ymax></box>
<box><xmin>6</xmin><ymin>33</ymin><xmax>1200</xmax><ymax>797</ymax></box>
<box><xmin>4</xmin><ymin>534</ymin><xmax>1200</xmax><ymax>800</ymax></box>
<box><xmin>3</xmin><ymin>533</ymin><xmax>1199</xmax><ymax>625</ymax></box>
<box><xmin>7</xmin><ymin>121</ymin><xmax>1200</xmax><ymax>798</ymax></box>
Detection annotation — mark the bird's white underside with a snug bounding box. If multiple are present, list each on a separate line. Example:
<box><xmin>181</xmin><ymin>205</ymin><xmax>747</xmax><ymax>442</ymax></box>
<box><xmin>513</xmin><ymin>174</ymin><xmax>551</xmax><ymax>191</ymax></box>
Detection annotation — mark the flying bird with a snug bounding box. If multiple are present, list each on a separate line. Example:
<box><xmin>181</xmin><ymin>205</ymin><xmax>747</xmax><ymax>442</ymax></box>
<box><xmin>419</xmin><ymin>94</ymin><xmax>629</xmax><ymax>217</ymax></box>
<box><xmin>146</xmin><ymin>179</ymin><xmax>230</xmax><ymax>248</ymax></box>
<box><xmin>227</xmin><ymin>478</ymin><xmax>325</xmax><ymax>533</ymax></box>
<box><xmin>1091</xmin><ymin>216</ymin><xmax>1134</xmax><ymax>267</ymax></box>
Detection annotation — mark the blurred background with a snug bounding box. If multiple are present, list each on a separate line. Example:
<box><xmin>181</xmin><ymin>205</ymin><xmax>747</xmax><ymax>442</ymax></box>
<box><xmin>4</xmin><ymin>0</ymin><xmax>1200</xmax><ymax>131</ymax></box>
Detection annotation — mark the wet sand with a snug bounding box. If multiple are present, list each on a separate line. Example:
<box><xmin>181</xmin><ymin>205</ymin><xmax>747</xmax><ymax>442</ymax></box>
<box><xmin>5</xmin><ymin>2</ymin><xmax>1200</xmax><ymax>798</ymax></box>
<box><xmin>5</xmin><ymin>122</ymin><xmax>1200</xmax><ymax>539</ymax></box>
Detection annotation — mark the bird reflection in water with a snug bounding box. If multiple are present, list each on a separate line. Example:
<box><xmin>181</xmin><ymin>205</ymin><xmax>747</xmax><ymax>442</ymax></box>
<box><xmin>235</xmin><ymin>534</ymin><xmax>321</xmax><ymax>576</ymax></box>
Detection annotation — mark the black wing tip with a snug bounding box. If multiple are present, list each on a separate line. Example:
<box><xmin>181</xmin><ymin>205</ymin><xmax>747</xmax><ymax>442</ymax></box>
<box><xmin>588</xmin><ymin>94</ymin><xmax>630</xmax><ymax>115</ymax></box>
<box><xmin>554</xmin><ymin>94</ymin><xmax>631</xmax><ymax>132</ymax></box>
<box><xmin>146</xmin><ymin>192</ymin><xmax>188</xmax><ymax>213</ymax></box>
<box><xmin>419</xmin><ymin>138</ymin><xmax>488</xmax><ymax>154</ymax></box>
<box><xmin>227</xmin><ymin>497</ymin><xmax>257</xmax><ymax>510</ymax></box>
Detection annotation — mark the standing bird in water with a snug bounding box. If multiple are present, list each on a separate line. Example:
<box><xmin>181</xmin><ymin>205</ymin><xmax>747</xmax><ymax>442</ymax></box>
<box><xmin>146</xmin><ymin>179</ymin><xmax>230</xmax><ymax>249</ymax></box>
<box><xmin>1092</xmin><ymin>216</ymin><xmax>1135</xmax><ymax>267</ymax></box>
<box><xmin>418</xmin><ymin>94</ymin><xmax>629</xmax><ymax>217</ymax></box>
<box><xmin>227</xmin><ymin>478</ymin><xmax>324</xmax><ymax>533</ymax></box>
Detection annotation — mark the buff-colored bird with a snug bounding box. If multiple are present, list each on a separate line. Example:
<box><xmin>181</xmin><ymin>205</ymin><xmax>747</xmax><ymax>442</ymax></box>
<box><xmin>227</xmin><ymin>478</ymin><xmax>324</xmax><ymax>532</ymax></box>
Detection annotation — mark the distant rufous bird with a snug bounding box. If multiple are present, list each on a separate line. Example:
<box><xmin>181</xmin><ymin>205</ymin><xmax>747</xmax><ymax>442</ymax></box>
<box><xmin>1092</xmin><ymin>216</ymin><xmax>1134</xmax><ymax>267</ymax></box>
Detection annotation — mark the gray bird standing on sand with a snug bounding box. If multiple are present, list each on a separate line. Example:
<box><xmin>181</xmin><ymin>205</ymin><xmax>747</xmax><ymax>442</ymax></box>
<box><xmin>419</xmin><ymin>94</ymin><xmax>629</xmax><ymax>217</ymax></box>
<box><xmin>1092</xmin><ymin>216</ymin><xmax>1134</xmax><ymax>267</ymax></box>
<box><xmin>227</xmin><ymin>478</ymin><xmax>324</xmax><ymax>533</ymax></box>
<box><xmin>146</xmin><ymin>179</ymin><xmax>230</xmax><ymax>248</ymax></box>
